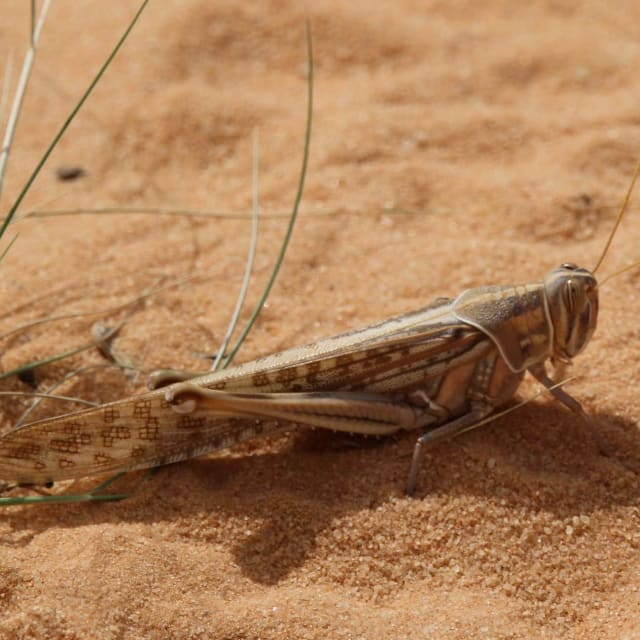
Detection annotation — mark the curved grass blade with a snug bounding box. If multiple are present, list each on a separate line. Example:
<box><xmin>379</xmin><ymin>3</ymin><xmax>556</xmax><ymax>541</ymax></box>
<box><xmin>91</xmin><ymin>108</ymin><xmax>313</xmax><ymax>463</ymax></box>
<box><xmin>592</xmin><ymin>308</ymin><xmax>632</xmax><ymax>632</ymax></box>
<box><xmin>212</xmin><ymin>128</ymin><xmax>261</xmax><ymax>371</ymax></box>
<box><xmin>222</xmin><ymin>20</ymin><xmax>314</xmax><ymax>368</ymax></box>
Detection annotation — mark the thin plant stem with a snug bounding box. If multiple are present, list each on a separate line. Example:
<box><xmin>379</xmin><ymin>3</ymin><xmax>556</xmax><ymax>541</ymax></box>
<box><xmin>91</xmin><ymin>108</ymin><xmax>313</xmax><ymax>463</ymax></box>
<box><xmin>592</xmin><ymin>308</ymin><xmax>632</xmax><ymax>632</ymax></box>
<box><xmin>0</xmin><ymin>51</ymin><xmax>15</xmax><ymax>133</ymax></box>
<box><xmin>13</xmin><ymin>363</ymin><xmax>134</xmax><ymax>428</ymax></box>
<box><xmin>222</xmin><ymin>21</ymin><xmax>314</xmax><ymax>368</ymax></box>
<box><xmin>0</xmin><ymin>318</ymin><xmax>126</xmax><ymax>382</ymax></box>
<box><xmin>212</xmin><ymin>128</ymin><xmax>261</xmax><ymax>371</ymax></box>
<box><xmin>0</xmin><ymin>0</ymin><xmax>51</xmax><ymax>201</ymax></box>
<box><xmin>0</xmin><ymin>391</ymin><xmax>99</xmax><ymax>407</ymax></box>
<box><xmin>0</xmin><ymin>273</ymin><xmax>200</xmax><ymax>341</ymax></box>
<box><xmin>19</xmin><ymin>205</ymin><xmax>421</xmax><ymax>221</ymax></box>
<box><xmin>0</xmin><ymin>0</ymin><xmax>150</xmax><ymax>239</ymax></box>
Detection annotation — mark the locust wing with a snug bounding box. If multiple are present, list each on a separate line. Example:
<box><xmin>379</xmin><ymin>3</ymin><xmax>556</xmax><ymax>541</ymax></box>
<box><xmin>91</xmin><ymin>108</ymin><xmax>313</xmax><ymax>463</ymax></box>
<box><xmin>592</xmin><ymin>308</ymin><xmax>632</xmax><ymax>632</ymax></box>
<box><xmin>0</xmin><ymin>299</ymin><xmax>493</xmax><ymax>484</ymax></box>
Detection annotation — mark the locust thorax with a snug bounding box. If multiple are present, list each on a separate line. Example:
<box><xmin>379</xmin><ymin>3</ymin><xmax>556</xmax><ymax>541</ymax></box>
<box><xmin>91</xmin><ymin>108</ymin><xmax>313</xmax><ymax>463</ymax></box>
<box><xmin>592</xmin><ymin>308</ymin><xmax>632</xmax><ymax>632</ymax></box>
<box><xmin>543</xmin><ymin>263</ymin><xmax>599</xmax><ymax>361</ymax></box>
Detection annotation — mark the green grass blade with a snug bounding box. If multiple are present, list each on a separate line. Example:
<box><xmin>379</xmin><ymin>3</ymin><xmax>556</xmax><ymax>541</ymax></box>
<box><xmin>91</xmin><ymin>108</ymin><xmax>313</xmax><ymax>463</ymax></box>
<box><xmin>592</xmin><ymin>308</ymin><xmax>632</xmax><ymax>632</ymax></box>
<box><xmin>0</xmin><ymin>492</ymin><xmax>129</xmax><ymax>506</ymax></box>
<box><xmin>0</xmin><ymin>0</ymin><xmax>150</xmax><ymax>239</ymax></box>
<box><xmin>0</xmin><ymin>232</ymin><xmax>18</xmax><ymax>263</ymax></box>
<box><xmin>222</xmin><ymin>20</ymin><xmax>314</xmax><ymax>368</ymax></box>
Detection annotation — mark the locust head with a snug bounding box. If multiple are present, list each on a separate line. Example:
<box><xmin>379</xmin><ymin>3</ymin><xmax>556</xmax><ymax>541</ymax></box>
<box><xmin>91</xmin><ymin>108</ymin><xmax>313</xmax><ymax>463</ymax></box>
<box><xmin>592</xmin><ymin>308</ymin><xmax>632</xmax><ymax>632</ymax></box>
<box><xmin>544</xmin><ymin>263</ymin><xmax>599</xmax><ymax>361</ymax></box>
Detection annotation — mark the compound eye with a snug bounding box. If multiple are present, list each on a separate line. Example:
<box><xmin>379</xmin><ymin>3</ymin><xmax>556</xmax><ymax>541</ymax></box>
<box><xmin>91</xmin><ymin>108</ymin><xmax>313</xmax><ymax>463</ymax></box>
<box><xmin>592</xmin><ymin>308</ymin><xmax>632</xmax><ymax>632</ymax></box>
<box><xmin>565</xmin><ymin>280</ymin><xmax>577</xmax><ymax>311</ymax></box>
<box><xmin>561</xmin><ymin>263</ymin><xmax>578</xmax><ymax>270</ymax></box>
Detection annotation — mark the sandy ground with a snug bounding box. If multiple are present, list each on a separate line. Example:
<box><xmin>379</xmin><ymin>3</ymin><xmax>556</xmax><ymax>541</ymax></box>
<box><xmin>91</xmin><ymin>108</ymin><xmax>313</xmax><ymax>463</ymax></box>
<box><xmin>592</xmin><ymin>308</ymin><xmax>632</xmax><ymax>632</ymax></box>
<box><xmin>0</xmin><ymin>1</ymin><xmax>640</xmax><ymax>638</ymax></box>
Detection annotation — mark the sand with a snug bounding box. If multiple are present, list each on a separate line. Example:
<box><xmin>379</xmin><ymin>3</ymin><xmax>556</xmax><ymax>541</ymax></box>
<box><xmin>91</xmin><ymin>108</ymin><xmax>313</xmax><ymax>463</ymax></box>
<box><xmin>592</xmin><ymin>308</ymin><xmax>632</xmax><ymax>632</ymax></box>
<box><xmin>0</xmin><ymin>1</ymin><xmax>639</xmax><ymax>638</ymax></box>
